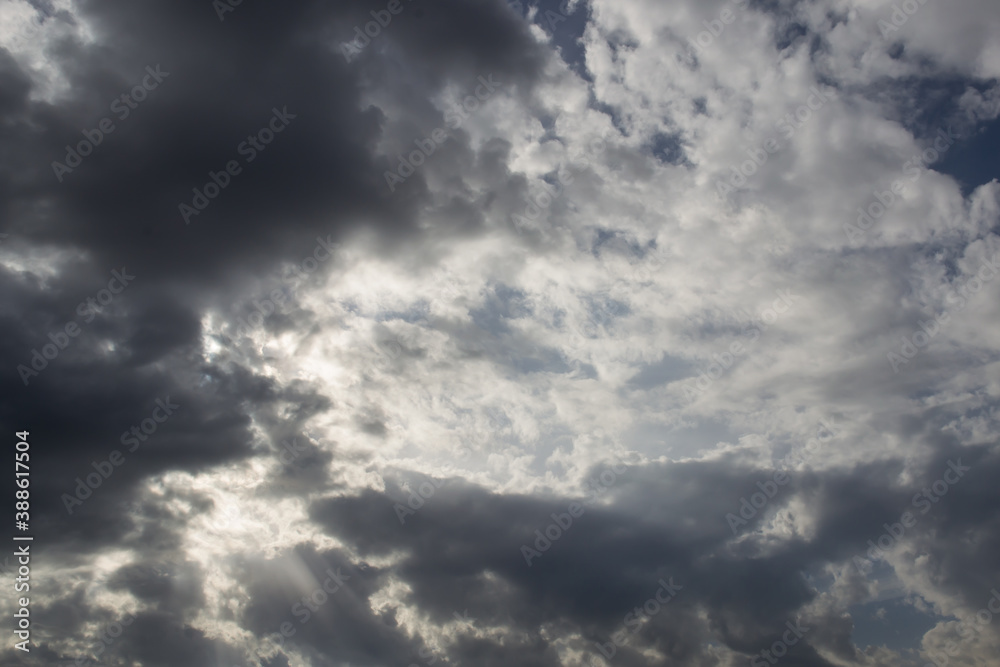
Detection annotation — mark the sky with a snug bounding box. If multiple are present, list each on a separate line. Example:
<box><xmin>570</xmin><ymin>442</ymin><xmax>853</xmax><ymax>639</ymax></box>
<box><xmin>1</xmin><ymin>0</ymin><xmax>999</xmax><ymax>666</ymax></box>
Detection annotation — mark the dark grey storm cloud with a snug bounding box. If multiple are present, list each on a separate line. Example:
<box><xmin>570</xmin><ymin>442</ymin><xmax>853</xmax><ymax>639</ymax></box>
<box><xmin>0</xmin><ymin>0</ymin><xmax>544</xmax><ymax>528</ymax></box>
<box><xmin>305</xmin><ymin>444</ymin><xmax>1000</xmax><ymax>667</ymax></box>
<box><xmin>1</xmin><ymin>1</ymin><xmax>549</xmax><ymax>662</ymax></box>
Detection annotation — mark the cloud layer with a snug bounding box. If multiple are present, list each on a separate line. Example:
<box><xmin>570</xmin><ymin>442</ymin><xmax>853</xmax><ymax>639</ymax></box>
<box><xmin>1</xmin><ymin>0</ymin><xmax>999</xmax><ymax>665</ymax></box>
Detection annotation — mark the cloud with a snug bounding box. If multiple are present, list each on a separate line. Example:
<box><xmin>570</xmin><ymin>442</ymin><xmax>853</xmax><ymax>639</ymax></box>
<box><xmin>2</xmin><ymin>0</ymin><xmax>1000</xmax><ymax>665</ymax></box>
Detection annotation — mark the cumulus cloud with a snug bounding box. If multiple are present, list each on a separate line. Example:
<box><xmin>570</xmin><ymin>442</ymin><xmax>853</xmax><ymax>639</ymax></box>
<box><xmin>2</xmin><ymin>0</ymin><xmax>999</xmax><ymax>665</ymax></box>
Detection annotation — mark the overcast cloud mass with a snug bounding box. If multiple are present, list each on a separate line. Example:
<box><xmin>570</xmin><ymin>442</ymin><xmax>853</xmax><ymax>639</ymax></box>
<box><xmin>1</xmin><ymin>0</ymin><xmax>1000</xmax><ymax>665</ymax></box>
